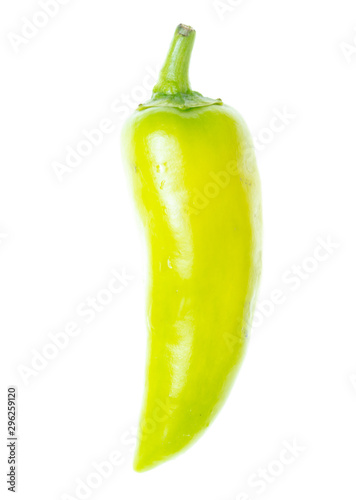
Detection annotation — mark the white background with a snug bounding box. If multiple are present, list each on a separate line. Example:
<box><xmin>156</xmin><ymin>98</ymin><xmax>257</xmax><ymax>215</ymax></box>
<box><xmin>1</xmin><ymin>0</ymin><xmax>356</xmax><ymax>499</ymax></box>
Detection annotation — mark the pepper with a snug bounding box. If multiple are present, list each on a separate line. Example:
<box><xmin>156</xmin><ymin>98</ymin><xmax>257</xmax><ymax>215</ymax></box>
<box><xmin>121</xmin><ymin>24</ymin><xmax>262</xmax><ymax>472</ymax></box>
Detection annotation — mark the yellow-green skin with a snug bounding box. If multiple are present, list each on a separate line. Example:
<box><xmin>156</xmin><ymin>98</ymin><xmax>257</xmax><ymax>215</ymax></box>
<box><xmin>121</xmin><ymin>25</ymin><xmax>262</xmax><ymax>472</ymax></box>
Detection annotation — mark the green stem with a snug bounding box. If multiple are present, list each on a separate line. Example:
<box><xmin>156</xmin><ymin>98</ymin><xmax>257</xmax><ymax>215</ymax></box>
<box><xmin>153</xmin><ymin>24</ymin><xmax>196</xmax><ymax>95</ymax></box>
<box><xmin>138</xmin><ymin>24</ymin><xmax>222</xmax><ymax>110</ymax></box>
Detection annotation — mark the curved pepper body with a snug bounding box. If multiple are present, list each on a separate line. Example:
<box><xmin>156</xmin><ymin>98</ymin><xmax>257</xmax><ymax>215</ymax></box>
<box><xmin>121</xmin><ymin>25</ymin><xmax>262</xmax><ymax>471</ymax></box>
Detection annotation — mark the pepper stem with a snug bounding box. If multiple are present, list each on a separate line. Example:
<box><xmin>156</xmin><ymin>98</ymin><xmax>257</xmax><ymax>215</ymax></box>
<box><xmin>153</xmin><ymin>24</ymin><xmax>196</xmax><ymax>95</ymax></box>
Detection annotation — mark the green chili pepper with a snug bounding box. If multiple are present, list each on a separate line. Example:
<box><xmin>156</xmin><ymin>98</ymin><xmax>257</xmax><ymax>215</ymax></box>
<box><xmin>121</xmin><ymin>24</ymin><xmax>262</xmax><ymax>472</ymax></box>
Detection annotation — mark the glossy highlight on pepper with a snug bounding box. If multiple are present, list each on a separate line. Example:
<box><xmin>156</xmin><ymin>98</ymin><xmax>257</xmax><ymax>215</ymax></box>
<box><xmin>121</xmin><ymin>23</ymin><xmax>262</xmax><ymax>472</ymax></box>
